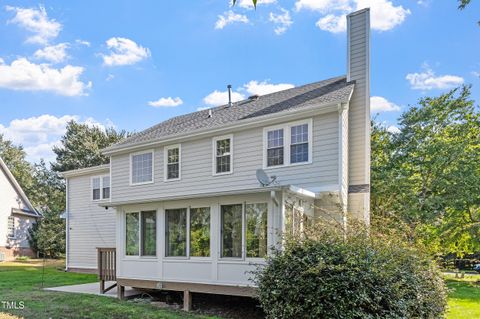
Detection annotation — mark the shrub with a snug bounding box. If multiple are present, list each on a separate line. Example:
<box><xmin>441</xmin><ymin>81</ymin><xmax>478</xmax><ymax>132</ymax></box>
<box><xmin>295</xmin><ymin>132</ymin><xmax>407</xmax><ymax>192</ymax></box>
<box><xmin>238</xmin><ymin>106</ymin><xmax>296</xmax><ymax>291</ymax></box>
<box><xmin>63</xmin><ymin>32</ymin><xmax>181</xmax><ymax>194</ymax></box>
<box><xmin>254</xmin><ymin>223</ymin><xmax>447</xmax><ymax>319</ymax></box>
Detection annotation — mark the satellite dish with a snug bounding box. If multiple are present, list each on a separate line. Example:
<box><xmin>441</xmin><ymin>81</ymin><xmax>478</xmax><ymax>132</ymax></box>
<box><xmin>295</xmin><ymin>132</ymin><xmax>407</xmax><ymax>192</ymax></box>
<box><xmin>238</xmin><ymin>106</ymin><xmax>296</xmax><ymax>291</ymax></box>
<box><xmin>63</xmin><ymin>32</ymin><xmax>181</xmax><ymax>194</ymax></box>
<box><xmin>256</xmin><ymin>169</ymin><xmax>277</xmax><ymax>187</ymax></box>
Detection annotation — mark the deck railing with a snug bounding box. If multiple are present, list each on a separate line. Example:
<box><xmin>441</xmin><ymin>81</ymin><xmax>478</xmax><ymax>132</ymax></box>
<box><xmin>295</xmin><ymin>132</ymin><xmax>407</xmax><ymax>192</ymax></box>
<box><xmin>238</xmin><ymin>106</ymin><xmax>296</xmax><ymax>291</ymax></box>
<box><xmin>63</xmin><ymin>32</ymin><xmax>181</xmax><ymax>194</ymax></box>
<box><xmin>97</xmin><ymin>247</ymin><xmax>116</xmax><ymax>294</ymax></box>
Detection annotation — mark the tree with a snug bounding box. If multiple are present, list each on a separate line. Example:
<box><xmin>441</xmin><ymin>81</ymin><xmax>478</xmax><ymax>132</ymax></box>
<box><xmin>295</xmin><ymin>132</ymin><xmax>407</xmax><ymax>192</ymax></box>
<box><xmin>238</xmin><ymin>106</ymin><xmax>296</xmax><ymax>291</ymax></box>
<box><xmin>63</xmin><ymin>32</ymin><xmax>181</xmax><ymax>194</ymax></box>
<box><xmin>52</xmin><ymin>121</ymin><xmax>129</xmax><ymax>172</ymax></box>
<box><xmin>371</xmin><ymin>86</ymin><xmax>480</xmax><ymax>256</ymax></box>
<box><xmin>0</xmin><ymin>135</ymin><xmax>35</xmax><ymax>195</ymax></box>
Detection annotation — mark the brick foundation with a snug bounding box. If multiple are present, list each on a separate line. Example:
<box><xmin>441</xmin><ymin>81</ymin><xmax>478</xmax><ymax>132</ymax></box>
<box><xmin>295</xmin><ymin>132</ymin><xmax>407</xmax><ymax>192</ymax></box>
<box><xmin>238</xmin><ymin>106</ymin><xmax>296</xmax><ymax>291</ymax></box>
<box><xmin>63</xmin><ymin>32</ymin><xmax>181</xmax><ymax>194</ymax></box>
<box><xmin>0</xmin><ymin>246</ymin><xmax>36</xmax><ymax>261</ymax></box>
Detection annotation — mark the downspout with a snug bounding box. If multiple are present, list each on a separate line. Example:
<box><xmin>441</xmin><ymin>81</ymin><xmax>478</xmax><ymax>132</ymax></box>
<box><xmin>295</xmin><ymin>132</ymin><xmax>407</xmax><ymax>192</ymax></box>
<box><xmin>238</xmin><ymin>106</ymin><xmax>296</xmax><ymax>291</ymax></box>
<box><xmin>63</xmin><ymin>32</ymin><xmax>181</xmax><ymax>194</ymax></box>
<box><xmin>65</xmin><ymin>178</ymin><xmax>69</xmax><ymax>271</ymax></box>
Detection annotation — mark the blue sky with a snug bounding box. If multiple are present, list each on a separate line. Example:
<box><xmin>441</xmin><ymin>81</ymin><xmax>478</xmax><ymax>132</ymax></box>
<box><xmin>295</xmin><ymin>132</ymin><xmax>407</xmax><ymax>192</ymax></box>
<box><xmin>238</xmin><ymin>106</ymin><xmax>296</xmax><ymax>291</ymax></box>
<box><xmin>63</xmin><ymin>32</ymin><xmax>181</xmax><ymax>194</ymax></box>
<box><xmin>0</xmin><ymin>0</ymin><xmax>479</xmax><ymax>163</ymax></box>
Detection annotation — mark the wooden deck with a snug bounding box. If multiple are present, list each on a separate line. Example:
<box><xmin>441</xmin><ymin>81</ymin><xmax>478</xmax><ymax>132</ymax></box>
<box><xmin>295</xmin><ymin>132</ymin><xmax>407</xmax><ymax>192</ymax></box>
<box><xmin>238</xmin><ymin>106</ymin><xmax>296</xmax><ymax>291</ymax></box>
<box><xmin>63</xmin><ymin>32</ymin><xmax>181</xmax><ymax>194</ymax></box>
<box><xmin>97</xmin><ymin>247</ymin><xmax>117</xmax><ymax>294</ymax></box>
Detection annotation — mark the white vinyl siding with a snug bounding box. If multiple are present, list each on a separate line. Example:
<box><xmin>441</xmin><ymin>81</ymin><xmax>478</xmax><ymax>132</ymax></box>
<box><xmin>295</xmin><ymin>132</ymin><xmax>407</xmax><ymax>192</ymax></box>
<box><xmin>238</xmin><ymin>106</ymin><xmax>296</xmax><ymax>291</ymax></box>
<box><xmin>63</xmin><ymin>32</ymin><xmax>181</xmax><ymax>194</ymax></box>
<box><xmin>213</xmin><ymin>135</ymin><xmax>233</xmax><ymax>175</ymax></box>
<box><xmin>263</xmin><ymin>119</ymin><xmax>313</xmax><ymax>168</ymax></box>
<box><xmin>7</xmin><ymin>216</ymin><xmax>15</xmax><ymax>238</ymax></box>
<box><xmin>131</xmin><ymin>151</ymin><xmax>154</xmax><ymax>185</ymax></box>
<box><xmin>164</xmin><ymin>145</ymin><xmax>181</xmax><ymax>181</ymax></box>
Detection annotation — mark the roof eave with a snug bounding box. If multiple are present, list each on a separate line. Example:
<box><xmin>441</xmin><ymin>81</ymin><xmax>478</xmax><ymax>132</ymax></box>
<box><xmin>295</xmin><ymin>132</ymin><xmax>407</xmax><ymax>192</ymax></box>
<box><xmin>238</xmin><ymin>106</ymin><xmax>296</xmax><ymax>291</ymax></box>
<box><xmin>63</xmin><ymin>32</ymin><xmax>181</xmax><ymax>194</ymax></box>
<box><xmin>60</xmin><ymin>164</ymin><xmax>110</xmax><ymax>178</ymax></box>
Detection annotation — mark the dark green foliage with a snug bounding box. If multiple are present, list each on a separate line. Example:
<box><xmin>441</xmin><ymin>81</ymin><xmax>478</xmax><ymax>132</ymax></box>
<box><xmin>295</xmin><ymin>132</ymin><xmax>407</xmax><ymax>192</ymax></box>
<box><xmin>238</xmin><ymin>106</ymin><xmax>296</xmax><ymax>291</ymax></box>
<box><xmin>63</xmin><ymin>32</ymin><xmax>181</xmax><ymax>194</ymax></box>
<box><xmin>52</xmin><ymin>121</ymin><xmax>129</xmax><ymax>172</ymax></box>
<box><xmin>254</xmin><ymin>224</ymin><xmax>447</xmax><ymax>319</ymax></box>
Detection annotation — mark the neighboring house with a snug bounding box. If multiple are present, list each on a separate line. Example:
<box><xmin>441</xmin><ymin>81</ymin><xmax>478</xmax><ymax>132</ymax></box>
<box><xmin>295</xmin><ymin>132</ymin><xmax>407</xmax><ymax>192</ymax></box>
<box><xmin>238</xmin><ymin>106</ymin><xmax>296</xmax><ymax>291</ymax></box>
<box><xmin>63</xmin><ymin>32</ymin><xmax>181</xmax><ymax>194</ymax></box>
<box><xmin>0</xmin><ymin>157</ymin><xmax>40</xmax><ymax>261</ymax></box>
<box><xmin>63</xmin><ymin>9</ymin><xmax>371</xmax><ymax>299</ymax></box>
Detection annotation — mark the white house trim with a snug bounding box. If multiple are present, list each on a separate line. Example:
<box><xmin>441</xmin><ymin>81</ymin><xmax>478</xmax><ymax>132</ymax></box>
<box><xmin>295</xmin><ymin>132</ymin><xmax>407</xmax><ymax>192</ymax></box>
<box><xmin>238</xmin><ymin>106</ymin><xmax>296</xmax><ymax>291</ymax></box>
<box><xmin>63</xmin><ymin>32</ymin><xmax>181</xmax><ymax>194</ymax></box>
<box><xmin>212</xmin><ymin>134</ymin><xmax>234</xmax><ymax>176</ymax></box>
<box><xmin>163</xmin><ymin>144</ymin><xmax>181</xmax><ymax>182</ymax></box>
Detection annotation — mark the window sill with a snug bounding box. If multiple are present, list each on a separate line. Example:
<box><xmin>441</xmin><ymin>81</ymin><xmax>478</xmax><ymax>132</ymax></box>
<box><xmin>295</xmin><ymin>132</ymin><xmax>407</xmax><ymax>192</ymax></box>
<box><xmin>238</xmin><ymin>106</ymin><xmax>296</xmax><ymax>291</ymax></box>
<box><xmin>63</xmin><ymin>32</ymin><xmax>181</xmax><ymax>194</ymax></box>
<box><xmin>164</xmin><ymin>178</ymin><xmax>181</xmax><ymax>182</ymax></box>
<box><xmin>264</xmin><ymin>160</ymin><xmax>312</xmax><ymax>170</ymax></box>
<box><xmin>212</xmin><ymin>171</ymin><xmax>233</xmax><ymax>177</ymax></box>
<box><xmin>129</xmin><ymin>181</ymin><xmax>154</xmax><ymax>186</ymax></box>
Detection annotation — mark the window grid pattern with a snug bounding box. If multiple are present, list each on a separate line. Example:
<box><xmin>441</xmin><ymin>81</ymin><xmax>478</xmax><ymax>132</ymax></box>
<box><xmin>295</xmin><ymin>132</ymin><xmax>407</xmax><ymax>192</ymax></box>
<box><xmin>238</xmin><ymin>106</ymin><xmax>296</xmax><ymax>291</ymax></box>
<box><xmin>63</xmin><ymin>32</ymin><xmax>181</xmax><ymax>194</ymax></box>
<box><xmin>102</xmin><ymin>176</ymin><xmax>110</xmax><ymax>199</ymax></box>
<box><xmin>92</xmin><ymin>177</ymin><xmax>101</xmax><ymax>200</ymax></box>
<box><xmin>290</xmin><ymin>124</ymin><xmax>309</xmax><ymax>164</ymax></box>
<box><xmin>216</xmin><ymin>138</ymin><xmax>231</xmax><ymax>173</ymax></box>
<box><xmin>7</xmin><ymin>216</ymin><xmax>15</xmax><ymax>238</ymax></box>
<box><xmin>167</xmin><ymin>147</ymin><xmax>180</xmax><ymax>180</ymax></box>
<box><xmin>132</xmin><ymin>152</ymin><xmax>153</xmax><ymax>184</ymax></box>
<box><xmin>267</xmin><ymin>129</ymin><xmax>284</xmax><ymax>167</ymax></box>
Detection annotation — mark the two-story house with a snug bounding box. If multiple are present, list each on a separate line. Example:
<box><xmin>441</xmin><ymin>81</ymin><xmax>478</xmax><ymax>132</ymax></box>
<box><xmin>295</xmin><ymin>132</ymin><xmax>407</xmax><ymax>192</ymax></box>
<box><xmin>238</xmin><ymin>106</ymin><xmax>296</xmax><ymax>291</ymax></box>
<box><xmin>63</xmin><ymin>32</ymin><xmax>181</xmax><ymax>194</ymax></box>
<box><xmin>62</xmin><ymin>9</ymin><xmax>371</xmax><ymax>303</ymax></box>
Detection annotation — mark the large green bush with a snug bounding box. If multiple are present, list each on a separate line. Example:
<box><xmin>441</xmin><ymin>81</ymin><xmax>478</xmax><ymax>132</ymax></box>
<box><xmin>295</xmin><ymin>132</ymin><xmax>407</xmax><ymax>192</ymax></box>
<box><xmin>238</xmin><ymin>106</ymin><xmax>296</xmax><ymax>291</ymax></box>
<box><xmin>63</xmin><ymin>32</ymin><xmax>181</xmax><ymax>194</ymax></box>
<box><xmin>254</xmin><ymin>224</ymin><xmax>447</xmax><ymax>319</ymax></box>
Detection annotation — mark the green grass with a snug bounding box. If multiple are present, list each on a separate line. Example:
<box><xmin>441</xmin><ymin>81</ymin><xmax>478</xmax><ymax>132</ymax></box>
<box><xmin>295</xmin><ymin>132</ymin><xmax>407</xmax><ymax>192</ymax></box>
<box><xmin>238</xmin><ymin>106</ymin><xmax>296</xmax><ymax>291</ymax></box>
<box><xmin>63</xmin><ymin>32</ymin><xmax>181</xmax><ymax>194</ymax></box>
<box><xmin>445</xmin><ymin>273</ymin><xmax>480</xmax><ymax>319</ymax></box>
<box><xmin>0</xmin><ymin>260</ymin><xmax>215</xmax><ymax>319</ymax></box>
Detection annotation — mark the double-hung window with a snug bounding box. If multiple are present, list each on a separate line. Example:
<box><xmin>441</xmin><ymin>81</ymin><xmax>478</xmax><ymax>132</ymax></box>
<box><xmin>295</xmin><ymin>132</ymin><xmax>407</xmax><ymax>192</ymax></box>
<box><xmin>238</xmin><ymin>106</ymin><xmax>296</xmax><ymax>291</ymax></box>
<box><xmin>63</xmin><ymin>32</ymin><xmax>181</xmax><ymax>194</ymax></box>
<box><xmin>264</xmin><ymin>119</ymin><xmax>312</xmax><ymax>168</ymax></box>
<box><xmin>7</xmin><ymin>216</ymin><xmax>15</xmax><ymax>238</ymax></box>
<box><xmin>165</xmin><ymin>207</ymin><xmax>211</xmax><ymax>258</ymax></box>
<box><xmin>92</xmin><ymin>175</ymin><xmax>110</xmax><ymax>200</ymax></box>
<box><xmin>213</xmin><ymin>135</ymin><xmax>233</xmax><ymax>175</ymax></box>
<box><xmin>221</xmin><ymin>203</ymin><xmax>268</xmax><ymax>259</ymax></box>
<box><xmin>131</xmin><ymin>151</ymin><xmax>154</xmax><ymax>185</ymax></box>
<box><xmin>125</xmin><ymin>211</ymin><xmax>157</xmax><ymax>256</ymax></box>
<box><xmin>164</xmin><ymin>145</ymin><xmax>180</xmax><ymax>181</ymax></box>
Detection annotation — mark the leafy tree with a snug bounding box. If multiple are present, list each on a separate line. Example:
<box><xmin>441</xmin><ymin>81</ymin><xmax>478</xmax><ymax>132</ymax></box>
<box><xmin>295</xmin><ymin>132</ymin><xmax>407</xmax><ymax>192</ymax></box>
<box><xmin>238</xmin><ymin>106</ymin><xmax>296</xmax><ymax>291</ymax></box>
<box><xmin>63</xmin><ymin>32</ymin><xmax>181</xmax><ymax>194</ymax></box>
<box><xmin>0</xmin><ymin>135</ymin><xmax>35</xmax><ymax>195</ymax></box>
<box><xmin>52</xmin><ymin>121</ymin><xmax>129</xmax><ymax>172</ymax></box>
<box><xmin>371</xmin><ymin>86</ymin><xmax>480</xmax><ymax>256</ymax></box>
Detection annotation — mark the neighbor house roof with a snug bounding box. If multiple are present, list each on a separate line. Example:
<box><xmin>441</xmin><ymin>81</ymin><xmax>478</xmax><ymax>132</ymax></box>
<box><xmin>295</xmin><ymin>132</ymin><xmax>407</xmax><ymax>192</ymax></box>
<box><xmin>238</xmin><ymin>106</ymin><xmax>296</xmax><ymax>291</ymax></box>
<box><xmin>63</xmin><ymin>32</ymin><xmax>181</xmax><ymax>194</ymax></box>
<box><xmin>0</xmin><ymin>157</ymin><xmax>40</xmax><ymax>216</ymax></box>
<box><xmin>104</xmin><ymin>76</ymin><xmax>354</xmax><ymax>154</ymax></box>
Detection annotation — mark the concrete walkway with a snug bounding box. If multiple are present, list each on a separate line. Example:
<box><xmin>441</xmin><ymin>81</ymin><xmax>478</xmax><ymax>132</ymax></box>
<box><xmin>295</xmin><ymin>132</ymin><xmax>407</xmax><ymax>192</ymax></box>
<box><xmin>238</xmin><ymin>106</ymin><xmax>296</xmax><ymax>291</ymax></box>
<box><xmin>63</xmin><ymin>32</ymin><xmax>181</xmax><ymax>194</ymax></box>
<box><xmin>45</xmin><ymin>281</ymin><xmax>141</xmax><ymax>298</ymax></box>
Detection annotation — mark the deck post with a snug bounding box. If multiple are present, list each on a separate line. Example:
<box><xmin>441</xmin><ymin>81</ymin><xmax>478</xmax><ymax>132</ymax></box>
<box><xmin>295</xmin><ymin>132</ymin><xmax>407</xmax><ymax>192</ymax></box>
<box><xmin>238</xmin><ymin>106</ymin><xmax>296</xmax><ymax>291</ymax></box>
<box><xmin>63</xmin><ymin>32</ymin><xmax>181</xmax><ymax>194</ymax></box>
<box><xmin>117</xmin><ymin>285</ymin><xmax>125</xmax><ymax>300</ymax></box>
<box><xmin>183</xmin><ymin>290</ymin><xmax>192</xmax><ymax>311</ymax></box>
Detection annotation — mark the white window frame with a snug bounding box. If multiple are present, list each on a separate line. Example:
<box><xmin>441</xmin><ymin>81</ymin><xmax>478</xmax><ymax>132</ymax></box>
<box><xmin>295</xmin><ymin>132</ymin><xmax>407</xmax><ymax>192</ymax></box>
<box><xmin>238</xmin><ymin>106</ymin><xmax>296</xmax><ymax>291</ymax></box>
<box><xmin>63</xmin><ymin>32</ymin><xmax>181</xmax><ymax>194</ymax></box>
<box><xmin>164</xmin><ymin>144</ymin><xmax>181</xmax><ymax>182</ymax></box>
<box><xmin>91</xmin><ymin>174</ymin><xmax>110</xmax><ymax>201</ymax></box>
<box><xmin>129</xmin><ymin>150</ymin><xmax>155</xmax><ymax>186</ymax></box>
<box><xmin>7</xmin><ymin>216</ymin><xmax>15</xmax><ymax>239</ymax></box>
<box><xmin>124</xmin><ymin>210</ymin><xmax>158</xmax><ymax>258</ymax></box>
<box><xmin>212</xmin><ymin>134</ymin><xmax>233</xmax><ymax>176</ymax></box>
<box><xmin>263</xmin><ymin>118</ymin><xmax>313</xmax><ymax>169</ymax></box>
<box><xmin>219</xmin><ymin>201</ymin><xmax>269</xmax><ymax>261</ymax></box>
<box><xmin>164</xmin><ymin>206</ymin><xmax>212</xmax><ymax>260</ymax></box>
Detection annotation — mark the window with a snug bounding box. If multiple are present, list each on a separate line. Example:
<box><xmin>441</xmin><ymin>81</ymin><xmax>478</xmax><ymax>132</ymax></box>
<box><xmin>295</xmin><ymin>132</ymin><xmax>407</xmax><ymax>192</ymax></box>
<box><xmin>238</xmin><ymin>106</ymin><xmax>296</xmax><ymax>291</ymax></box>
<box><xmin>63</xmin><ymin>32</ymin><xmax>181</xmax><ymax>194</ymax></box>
<box><xmin>290</xmin><ymin>124</ymin><xmax>309</xmax><ymax>164</ymax></box>
<box><xmin>7</xmin><ymin>216</ymin><xmax>15</xmax><ymax>238</ymax></box>
<box><xmin>213</xmin><ymin>135</ymin><xmax>233</xmax><ymax>175</ymax></box>
<box><xmin>264</xmin><ymin>119</ymin><xmax>312</xmax><ymax>168</ymax></box>
<box><xmin>165</xmin><ymin>207</ymin><xmax>211</xmax><ymax>258</ymax></box>
<box><xmin>92</xmin><ymin>177</ymin><xmax>101</xmax><ymax>200</ymax></box>
<box><xmin>164</xmin><ymin>145</ymin><xmax>180</xmax><ymax>180</ymax></box>
<box><xmin>131</xmin><ymin>151</ymin><xmax>153</xmax><ymax>184</ymax></box>
<box><xmin>221</xmin><ymin>203</ymin><xmax>268</xmax><ymax>259</ymax></box>
<box><xmin>92</xmin><ymin>175</ymin><xmax>110</xmax><ymax>200</ymax></box>
<box><xmin>267</xmin><ymin>129</ymin><xmax>284</xmax><ymax>167</ymax></box>
<box><xmin>125</xmin><ymin>211</ymin><xmax>157</xmax><ymax>256</ymax></box>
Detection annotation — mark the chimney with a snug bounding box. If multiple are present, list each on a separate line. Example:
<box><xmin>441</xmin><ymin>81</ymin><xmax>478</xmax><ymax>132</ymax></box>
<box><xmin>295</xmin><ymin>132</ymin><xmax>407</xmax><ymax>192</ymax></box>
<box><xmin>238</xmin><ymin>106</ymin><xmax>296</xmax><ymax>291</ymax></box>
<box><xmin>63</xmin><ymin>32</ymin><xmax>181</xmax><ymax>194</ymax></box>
<box><xmin>227</xmin><ymin>84</ymin><xmax>233</xmax><ymax>107</ymax></box>
<box><xmin>346</xmin><ymin>9</ymin><xmax>370</xmax><ymax>222</ymax></box>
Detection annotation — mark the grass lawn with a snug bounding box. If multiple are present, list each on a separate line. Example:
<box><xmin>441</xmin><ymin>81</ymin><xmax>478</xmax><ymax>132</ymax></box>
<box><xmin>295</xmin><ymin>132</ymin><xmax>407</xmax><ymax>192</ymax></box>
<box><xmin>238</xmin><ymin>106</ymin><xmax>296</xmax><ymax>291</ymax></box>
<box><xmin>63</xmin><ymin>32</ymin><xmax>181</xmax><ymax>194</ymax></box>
<box><xmin>0</xmin><ymin>259</ymin><xmax>215</xmax><ymax>319</ymax></box>
<box><xmin>445</xmin><ymin>273</ymin><xmax>480</xmax><ymax>319</ymax></box>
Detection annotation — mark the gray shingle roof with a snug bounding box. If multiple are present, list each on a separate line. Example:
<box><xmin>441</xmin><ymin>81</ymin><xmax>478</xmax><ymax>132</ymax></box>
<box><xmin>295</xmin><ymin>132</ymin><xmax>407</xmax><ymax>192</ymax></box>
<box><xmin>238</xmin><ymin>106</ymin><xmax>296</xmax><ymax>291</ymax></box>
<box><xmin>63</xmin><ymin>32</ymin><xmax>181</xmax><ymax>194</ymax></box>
<box><xmin>106</xmin><ymin>76</ymin><xmax>354</xmax><ymax>152</ymax></box>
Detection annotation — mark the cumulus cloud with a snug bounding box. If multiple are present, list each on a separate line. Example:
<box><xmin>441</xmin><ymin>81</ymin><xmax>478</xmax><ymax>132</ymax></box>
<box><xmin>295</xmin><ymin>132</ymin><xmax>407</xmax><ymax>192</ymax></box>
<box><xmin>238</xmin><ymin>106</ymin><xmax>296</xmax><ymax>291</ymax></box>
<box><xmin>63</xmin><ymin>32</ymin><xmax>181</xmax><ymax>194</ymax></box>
<box><xmin>148</xmin><ymin>97</ymin><xmax>183</xmax><ymax>108</ymax></box>
<box><xmin>243</xmin><ymin>80</ymin><xmax>294</xmax><ymax>95</ymax></box>
<box><xmin>296</xmin><ymin>0</ymin><xmax>410</xmax><ymax>33</ymax></box>
<box><xmin>269</xmin><ymin>9</ymin><xmax>293</xmax><ymax>35</ymax></box>
<box><xmin>6</xmin><ymin>5</ymin><xmax>62</xmax><ymax>44</ymax></box>
<box><xmin>237</xmin><ymin>0</ymin><xmax>277</xmax><ymax>9</ymax></box>
<box><xmin>203</xmin><ymin>90</ymin><xmax>245</xmax><ymax>106</ymax></box>
<box><xmin>0</xmin><ymin>115</ymin><xmax>112</xmax><ymax>163</ymax></box>
<box><xmin>102</xmin><ymin>37</ymin><xmax>151</xmax><ymax>66</ymax></box>
<box><xmin>406</xmin><ymin>67</ymin><xmax>464</xmax><ymax>90</ymax></box>
<box><xmin>34</xmin><ymin>43</ymin><xmax>69</xmax><ymax>63</ymax></box>
<box><xmin>75</xmin><ymin>39</ymin><xmax>91</xmax><ymax>47</ymax></box>
<box><xmin>370</xmin><ymin>96</ymin><xmax>401</xmax><ymax>113</ymax></box>
<box><xmin>215</xmin><ymin>11</ymin><xmax>249</xmax><ymax>29</ymax></box>
<box><xmin>0</xmin><ymin>58</ymin><xmax>91</xmax><ymax>96</ymax></box>
<box><xmin>387</xmin><ymin>125</ymin><xmax>400</xmax><ymax>134</ymax></box>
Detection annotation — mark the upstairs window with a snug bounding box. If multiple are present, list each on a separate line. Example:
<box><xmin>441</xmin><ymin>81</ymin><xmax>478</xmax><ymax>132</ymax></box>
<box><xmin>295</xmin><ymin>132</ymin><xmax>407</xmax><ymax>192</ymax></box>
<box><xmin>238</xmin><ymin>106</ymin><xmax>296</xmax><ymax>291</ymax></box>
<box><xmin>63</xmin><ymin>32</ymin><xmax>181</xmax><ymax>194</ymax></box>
<box><xmin>213</xmin><ymin>135</ymin><xmax>233</xmax><ymax>175</ymax></box>
<box><xmin>7</xmin><ymin>216</ymin><xmax>15</xmax><ymax>238</ymax></box>
<box><xmin>131</xmin><ymin>151</ymin><xmax>154</xmax><ymax>185</ymax></box>
<box><xmin>92</xmin><ymin>175</ymin><xmax>110</xmax><ymax>200</ymax></box>
<box><xmin>264</xmin><ymin>119</ymin><xmax>312</xmax><ymax>168</ymax></box>
<box><xmin>164</xmin><ymin>145</ymin><xmax>180</xmax><ymax>181</ymax></box>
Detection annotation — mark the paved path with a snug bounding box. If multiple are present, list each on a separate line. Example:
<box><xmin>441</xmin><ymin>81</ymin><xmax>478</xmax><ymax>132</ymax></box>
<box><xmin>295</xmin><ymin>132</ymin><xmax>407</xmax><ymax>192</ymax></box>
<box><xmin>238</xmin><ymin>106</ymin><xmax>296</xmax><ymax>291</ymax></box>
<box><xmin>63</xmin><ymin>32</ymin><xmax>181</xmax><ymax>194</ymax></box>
<box><xmin>45</xmin><ymin>281</ymin><xmax>141</xmax><ymax>298</ymax></box>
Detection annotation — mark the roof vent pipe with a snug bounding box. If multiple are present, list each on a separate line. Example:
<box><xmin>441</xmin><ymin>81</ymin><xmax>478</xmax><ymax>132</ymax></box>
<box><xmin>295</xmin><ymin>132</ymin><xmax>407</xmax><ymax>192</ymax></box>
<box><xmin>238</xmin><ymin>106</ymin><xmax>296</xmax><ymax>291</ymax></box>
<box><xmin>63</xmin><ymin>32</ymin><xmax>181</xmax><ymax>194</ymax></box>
<box><xmin>227</xmin><ymin>84</ymin><xmax>232</xmax><ymax>107</ymax></box>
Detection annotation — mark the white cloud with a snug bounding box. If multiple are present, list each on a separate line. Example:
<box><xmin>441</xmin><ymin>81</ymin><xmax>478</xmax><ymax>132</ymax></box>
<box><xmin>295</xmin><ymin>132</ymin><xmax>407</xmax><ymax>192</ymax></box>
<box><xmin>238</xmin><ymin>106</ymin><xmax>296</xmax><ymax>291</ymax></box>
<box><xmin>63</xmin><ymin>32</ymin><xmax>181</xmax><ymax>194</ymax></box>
<box><xmin>0</xmin><ymin>58</ymin><xmax>91</xmax><ymax>96</ymax></box>
<box><xmin>75</xmin><ymin>39</ymin><xmax>91</xmax><ymax>47</ymax></box>
<box><xmin>197</xmin><ymin>106</ymin><xmax>212</xmax><ymax>111</ymax></box>
<box><xmin>243</xmin><ymin>80</ymin><xmax>294</xmax><ymax>95</ymax></box>
<box><xmin>472</xmin><ymin>71</ymin><xmax>480</xmax><ymax>77</ymax></box>
<box><xmin>105</xmin><ymin>74</ymin><xmax>115</xmax><ymax>81</ymax></box>
<box><xmin>370</xmin><ymin>96</ymin><xmax>401</xmax><ymax>113</ymax></box>
<box><xmin>102</xmin><ymin>37</ymin><xmax>151</xmax><ymax>66</ymax></box>
<box><xmin>215</xmin><ymin>11</ymin><xmax>249</xmax><ymax>29</ymax></box>
<box><xmin>296</xmin><ymin>0</ymin><xmax>410</xmax><ymax>33</ymax></box>
<box><xmin>406</xmin><ymin>67</ymin><xmax>464</xmax><ymax>90</ymax></box>
<box><xmin>6</xmin><ymin>5</ymin><xmax>62</xmax><ymax>44</ymax></box>
<box><xmin>237</xmin><ymin>0</ymin><xmax>277</xmax><ymax>9</ymax></box>
<box><xmin>148</xmin><ymin>97</ymin><xmax>183</xmax><ymax>108</ymax></box>
<box><xmin>387</xmin><ymin>125</ymin><xmax>400</xmax><ymax>134</ymax></box>
<box><xmin>0</xmin><ymin>115</ymin><xmax>112</xmax><ymax>163</ymax></box>
<box><xmin>34</xmin><ymin>43</ymin><xmax>69</xmax><ymax>63</ymax></box>
<box><xmin>203</xmin><ymin>90</ymin><xmax>245</xmax><ymax>106</ymax></box>
<box><xmin>269</xmin><ymin>9</ymin><xmax>293</xmax><ymax>35</ymax></box>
